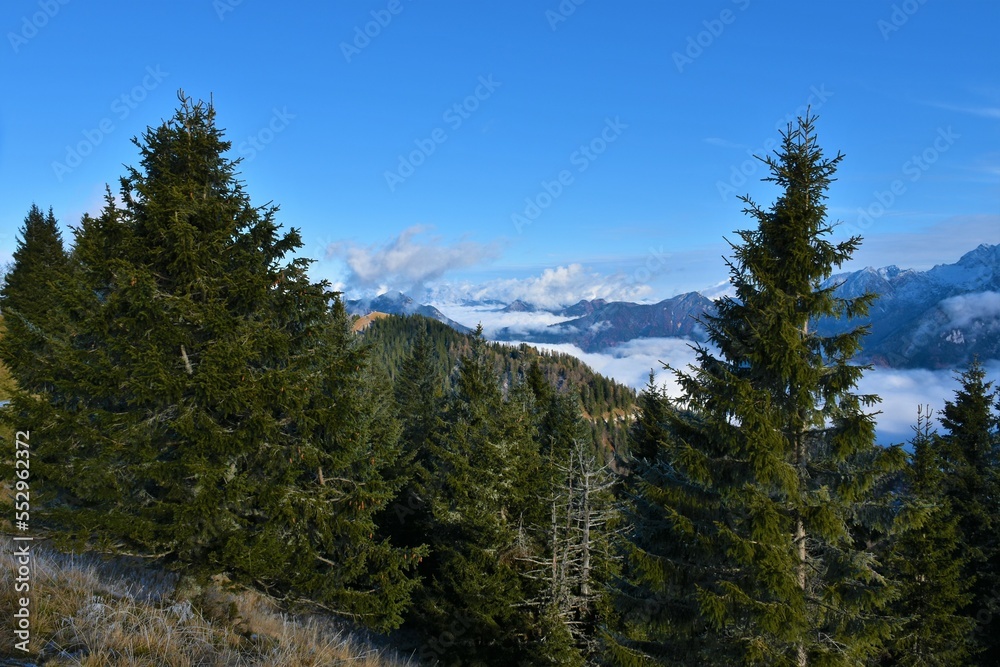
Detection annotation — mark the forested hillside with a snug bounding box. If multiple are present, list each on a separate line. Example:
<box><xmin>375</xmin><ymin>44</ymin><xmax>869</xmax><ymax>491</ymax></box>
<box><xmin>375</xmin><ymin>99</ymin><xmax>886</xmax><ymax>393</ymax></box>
<box><xmin>3</xmin><ymin>96</ymin><xmax>1000</xmax><ymax>666</ymax></box>
<box><xmin>361</xmin><ymin>313</ymin><xmax>636</xmax><ymax>457</ymax></box>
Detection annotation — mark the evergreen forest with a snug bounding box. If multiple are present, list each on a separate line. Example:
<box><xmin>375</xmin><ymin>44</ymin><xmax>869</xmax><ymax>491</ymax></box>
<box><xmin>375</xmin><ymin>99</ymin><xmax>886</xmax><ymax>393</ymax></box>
<box><xmin>2</xmin><ymin>94</ymin><xmax>999</xmax><ymax>666</ymax></box>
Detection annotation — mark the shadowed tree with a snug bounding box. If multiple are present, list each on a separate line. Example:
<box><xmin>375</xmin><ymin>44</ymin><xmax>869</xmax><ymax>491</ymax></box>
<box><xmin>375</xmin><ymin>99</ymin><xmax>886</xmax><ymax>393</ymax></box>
<box><xmin>883</xmin><ymin>405</ymin><xmax>975</xmax><ymax>666</ymax></box>
<box><xmin>379</xmin><ymin>322</ymin><xmax>441</xmax><ymax>551</ymax></box>
<box><xmin>937</xmin><ymin>359</ymin><xmax>1000</xmax><ymax>664</ymax></box>
<box><xmin>0</xmin><ymin>93</ymin><xmax>419</xmax><ymax>630</ymax></box>
<box><xmin>414</xmin><ymin>328</ymin><xmax>583</xmax><ymax>665</ymax></box>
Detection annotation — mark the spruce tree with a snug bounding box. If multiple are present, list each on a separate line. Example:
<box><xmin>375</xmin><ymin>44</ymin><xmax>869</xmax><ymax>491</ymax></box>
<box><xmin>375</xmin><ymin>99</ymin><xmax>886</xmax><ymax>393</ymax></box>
<box><xmin>415</xmin><ymin>327</ymin><xmax>568</xmax><ymax>665</ymax></box>
<box><xmin>937</xmin><ymin>359</ymin><xmax>1000</xmax><ymax>663</ymax></box>
<box><xmin>610</xmin><ymin>114</ymin><xmax>906</xmax><ymax>666</ymax></box>
<box><xmin>395</xmin><ymin>323</ymin><xmax>444</xmax><ymax>454</ymax></box>
<box><xmin>883</xmin><ymin>405</ymin><xmax>975</xmax><ymax>666</ymax></box>
<box><xmin>380</xmin><ymin>322</ymin><xmax>441</xmax><ymax>551</ymax></box>
<box><xmin>2</xmin><ymin>94</ymin><xmax>419</xmax><ymax>630</ymax></box>
<box><xmin>522</xmin><ymin>361</ymin><xmax>620</xmax><ymax>662</ymax></box>
<box><xmin>0</xmin><ymin>204</ymin><xmax>71</xmax><ymax>393</ymax></box>
<box><xmin>627</xmin><ymin>372</ymin><xmax>671</xmax><ymax>465</ymax></box>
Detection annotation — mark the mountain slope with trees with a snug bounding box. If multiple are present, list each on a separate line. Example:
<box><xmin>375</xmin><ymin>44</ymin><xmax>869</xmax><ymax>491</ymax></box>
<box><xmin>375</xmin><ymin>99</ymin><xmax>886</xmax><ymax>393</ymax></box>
<box><xmin>362</xmin><ymin>313</ymin><xmax>637</xmax><ymax>457</ymax></box>
<box><xmin>4</xmin><ymin>95</ymin><xmax>1000</xmax><ymax>666</ymax></box>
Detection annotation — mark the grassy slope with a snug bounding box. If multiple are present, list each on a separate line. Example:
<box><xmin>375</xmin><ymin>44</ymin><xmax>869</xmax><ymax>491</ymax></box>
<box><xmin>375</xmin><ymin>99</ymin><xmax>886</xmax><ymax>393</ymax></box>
<box><xmin>0</xmin><ymin>537</ymin><xmax>415</xmax><ymax>666</ymax></box>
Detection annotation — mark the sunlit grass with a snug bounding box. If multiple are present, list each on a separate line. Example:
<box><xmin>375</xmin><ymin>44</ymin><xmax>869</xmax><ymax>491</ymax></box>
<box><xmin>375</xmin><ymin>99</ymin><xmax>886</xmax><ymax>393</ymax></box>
<box><xmin>0</xmin><ymin>537</ymin><xmax>415</xmax><ymax>666</ymax></box>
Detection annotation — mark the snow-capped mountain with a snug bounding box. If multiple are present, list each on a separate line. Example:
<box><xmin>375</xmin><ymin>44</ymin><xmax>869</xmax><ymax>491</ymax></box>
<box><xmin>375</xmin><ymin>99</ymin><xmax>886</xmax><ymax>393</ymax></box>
<box><xmin>345</xmin><ymin>290</ymin><xmax>471</xmax><ymax>333</ymax></box>
<box><xmin>819</xmin><ymin>243</ymin><xmax>1000</xmax><ymax>368</ymax></box>
<box><xmin>346</xmin><ymin>244</ymin><xmax>1000</xmax><ymax>371</ymax></box>
<box><xmin>490</xmin><ymin>292</ymin><xmax>714</xmax><ymax>352</ymax></box>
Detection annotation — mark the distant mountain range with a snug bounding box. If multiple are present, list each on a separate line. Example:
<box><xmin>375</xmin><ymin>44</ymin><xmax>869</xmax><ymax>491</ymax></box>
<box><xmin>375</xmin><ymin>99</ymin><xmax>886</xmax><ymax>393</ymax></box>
<box><xmin>817</xmin><ymin>243</ymin><xmax>1000</xmax><ymax>368</ymax></box>
<box><xmin>345</xmin><ymin>244</ymin><xmax>1000</xmax><ymax>371</ymax></box>
<box><xmin>492</xmin><ymin>292</ymin><xmax>714</xmax><ymax>352</ymax></box>
<box><xmin>345</xmin><ymin>291</ymin><xmax>470</xmax><ymax>333</ymax></box>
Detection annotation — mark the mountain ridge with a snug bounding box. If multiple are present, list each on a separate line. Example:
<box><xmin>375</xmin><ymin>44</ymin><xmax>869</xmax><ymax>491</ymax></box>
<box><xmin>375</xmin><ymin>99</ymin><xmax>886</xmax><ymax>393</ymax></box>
<box><xmin>345</xmin><ymin>243</ymin><xmax>1000</xmax><ymax>370</ymax></box>
<box><xmin>345</xmin><ymin>290</ymin><xmax>471</xmax><ymax>333</ymax></box>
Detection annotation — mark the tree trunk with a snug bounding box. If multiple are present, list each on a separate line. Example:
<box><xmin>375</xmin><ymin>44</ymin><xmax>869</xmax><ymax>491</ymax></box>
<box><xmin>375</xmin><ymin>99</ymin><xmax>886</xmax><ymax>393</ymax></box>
<box><xmin>580</xmin><ymin>452</ymin><xmax>592</xmax><ymax>598</ymax></box>
<box><xmin>796</xmin><ymin>320</ymin><xmax>809</xmax><ymax>667</ymax></box>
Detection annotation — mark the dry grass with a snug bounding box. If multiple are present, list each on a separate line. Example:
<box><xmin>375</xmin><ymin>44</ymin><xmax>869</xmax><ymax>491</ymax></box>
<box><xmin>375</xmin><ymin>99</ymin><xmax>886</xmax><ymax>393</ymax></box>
<box><xmin>0</xmin><ymin>537</ymin><xmax>416</xmax><ymax>666</ymax></box>
<box><xmin>350</xmin><ymin>312</ymin><xmax>391</xmax><ymax>333</ymax></box>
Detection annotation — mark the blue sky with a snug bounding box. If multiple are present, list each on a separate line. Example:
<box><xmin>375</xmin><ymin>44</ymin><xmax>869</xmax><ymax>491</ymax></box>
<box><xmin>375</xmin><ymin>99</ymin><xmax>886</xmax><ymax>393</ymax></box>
<box><xmin>2</xmin><ymin>0</ymin><xmax>998</xmax><ymax>306</ymax></box>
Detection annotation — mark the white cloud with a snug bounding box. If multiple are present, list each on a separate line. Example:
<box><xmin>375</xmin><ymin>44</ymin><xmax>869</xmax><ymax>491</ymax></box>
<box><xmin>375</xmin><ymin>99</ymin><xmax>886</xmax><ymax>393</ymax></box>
<box><xmin>434</xmin><ymin>303</ymin><xmax>574</xmax><ymax>337</ymax></box>
<box><xmin>854</xmin><ymin>362</ymin><xmax>1000</xmax><ymax>442</ymax></box>
<box><xmin>938</xmin><ymin>291</ymin><xmax>1000</xmax><ymax>330</ymax></box>
<box><xmin>326</xmin><ymin>225</ymin><xmax>502</xmax><ymax>293</ymax></box>
<box><xmin>429</xmin><ymin>263</ymin><xmax>655</xmax><ymax>310</ymax></box>
<box><xmin>507</xmin><ymin>335</ymin><xmax>1000</xmax><ymax>446</ymax></box>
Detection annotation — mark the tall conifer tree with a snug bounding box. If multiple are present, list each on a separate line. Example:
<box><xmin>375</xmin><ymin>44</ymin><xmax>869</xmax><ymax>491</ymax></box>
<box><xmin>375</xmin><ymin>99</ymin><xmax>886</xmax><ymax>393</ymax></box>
<box><xmin>627</xmin><ymin>372</ymin><xmax>671</xmax><ymax>465</ymax></box>
<box><xmin>1</xmin><ymin>94</ymin><xmax>418</xmax><ymax>630</ymax></box>
<box><xmin>883</xmin><ymin>406</ymin><xmax>974</xmax><ymax>666</ymax></box>
<box><xmin>937</xmin><ymin>359</ymin><xmax>1000</xmax><ymax>663</ymax></box>
<box><xmin>0</xmin><ymin>204</ymin><xmax>71</xmax><ymax>393</ymax></box>
<box><xmin>380</xmin><ymin>323</ymin><xmax>441</xmax><ymax>551</ymax></box>
<box><xmin>416</xmin><ymin>328</ymin><xmax>571</xmax><ymax>664</ymax></box>
<box><xmin>611</xmin><ymin>114</ymin><xmax>906</xmax><ymax>666</ymax></box>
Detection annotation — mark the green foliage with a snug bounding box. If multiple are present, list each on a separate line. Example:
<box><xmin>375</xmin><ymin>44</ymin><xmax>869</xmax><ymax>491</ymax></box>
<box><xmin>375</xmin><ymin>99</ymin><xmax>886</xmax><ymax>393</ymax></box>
<box><xmin>0</xmin><ymin>204</ymin><xmax>71</xmax><ymax>395</ymax></box>
<box><xmin>387</xmin><ymin>325</ymin><xmax>615</xmax><ymax>665</ymax></box>
<box><xmin>377</xmin><ymin>322</ymin><xmax>441</xmax><ymax>553</ymax></box>
<box><xmin>612</xmin><ymin>114</ymin><xmax>906</xmax><ymax>665</ymax></box>
<box><xmin>414</xmin><ymin>328</ymin><xmax>550</xmax><ymax>664</ymax></box>
<box><xmin>10</xmin><ymin>93</ymin><xmax>1000</xmax><ymax>666</ymax></box>
<box><xmin>627</xmin><ymin>372</ymin><xmax>671</xmax><ymax>465</ymax></box>
<box><xmin>936</xmin><ymin>359</ymin><xmax>1000</xmax><ymax>664</ymax></box>
<box><xmin>1</xmin><ymin>204</ymin><xmax>69</xmax><ymax>319</ymax></box>
<box><xmin>883</xmin><ymin>406</ymin><xmax>975</xmax><ymax>666</ymax></box>
<box><xmin>0</xmin><ymin>94</ymin><xmax>419</xmax><ymax>631</ymax></box>
<box><xmin>363</xmin><ymin>313</ymin><xmax>636</xmax><ymax>456</ymax></box>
